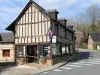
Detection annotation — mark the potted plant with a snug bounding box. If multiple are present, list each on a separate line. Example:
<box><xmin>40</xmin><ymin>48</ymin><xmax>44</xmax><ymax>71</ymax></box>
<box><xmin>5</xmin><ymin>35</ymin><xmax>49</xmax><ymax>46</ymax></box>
<box><xmin>39</xmin><ymin>55</ymin><xmax>46</xmax><ymax>64</ymax></box>
<box><xmin>16</xmin><ymin>58</ymin><xmax>25</xmax><ymax>65</ymax></box>
<box><xmin>39</xmin><ymin>58</ymin><xmax>44</xmax><ymax>64</ymax></box>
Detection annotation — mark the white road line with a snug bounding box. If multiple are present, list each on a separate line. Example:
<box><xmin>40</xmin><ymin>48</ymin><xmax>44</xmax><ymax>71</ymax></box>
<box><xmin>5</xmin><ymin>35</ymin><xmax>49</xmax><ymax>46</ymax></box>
<box><xmin>88</xmin><ymin>60</ymin><xmax>100</xmax><ymax>62</ymax></box>
<box><xmin>72</xmin><ymin>63</ymin><xmax>92</xmax><ymax>66</ymax></box>
<box><xmin>89</xmin><ymin>59</ymin><xmax>100</xmax><ymax>61</ymax></box>
<box><xmin>65</xmin><ymin>64</ymin><xmax>83</xmax><ymax>67</ymax></box>
<box><xmin>74</xmin><ymin>60</ymin><xmax>100</xmax><ymax>64</ymax></box>
<box><xmin>79</xmin><ymin>59</ymin><xmax>100</xmax><ymax>62</ymax></box>
<box><xmin>92</xmin><ymin>58</ymin><xmax>100</xmax><ymax>60</ymax></box>
<box><xmin>93</xmin><ymin>61</ymin><xmax>100</xmax><ymax>62</ymax></box>
<box><xmin>41</xmin><ymin>72</ymin><xmax>48</xmax><ymax>74</ymax></box>
<box><xmin>86</xmin><ymin>62</ymin><xmax>100</xmax><ymax>64</ymax></box>
<box><xmin>53</xmin><ymin>69</ymin><xmax>62</xmax><ymax>72</ymax></box>
<box><xmin>60</xmin><ymin>66</ymin><xmax>73</xmax><ymax>69</ymax></box>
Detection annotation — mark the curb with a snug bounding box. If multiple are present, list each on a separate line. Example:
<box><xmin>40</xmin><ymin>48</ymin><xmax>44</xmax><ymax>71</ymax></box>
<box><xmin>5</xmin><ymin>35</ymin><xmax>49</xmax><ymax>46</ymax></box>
<box><xmin>32</xmin><ymin>54</ymin><xmax>79</xmax><ymax>75</ymax></box>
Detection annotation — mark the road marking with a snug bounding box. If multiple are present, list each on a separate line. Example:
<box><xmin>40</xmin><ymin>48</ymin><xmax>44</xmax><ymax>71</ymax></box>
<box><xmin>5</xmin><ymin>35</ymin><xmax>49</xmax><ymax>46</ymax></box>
<box><xmin>65</xmin><ymin>64</ymin><xmax>83</xmax><ymax>67</ymax></box>
<box><xmin>72</xmin><ymin>63</ymin><xmax>92</xmax><ymax>66</ymax></box>
<box><xmin>92</xmin><ymin>58</ymin><xmax>100</xmax><ymax>60</ymax></box>
<box><xmin>79</xmin><ymin>59</ymin><xmax>100</xmax><ymax>63</ymax></box>
<box><xmin>88</xmin><ymin>60</ymin><xmax>100</xmax><ymax>62</ymax></box>
<box><xmin>93</xmin><ymin>61</ymin><xmax>100</xmax><ymax>62</ymax></box>
<box><xmin>86</xmin><ymin>62</ymin><xmax>100</xmax><ymax>64</ymax></box>
<box><xmin>53</xmin><ymin>69</ymin><xmax>62</xmax><ymax>72</ymax></box>
<box><xmin>41</xmin><ymin>72</ymin><xmax>48</xmax><ymax>74</ymax></box>
<box><xmin>52</xmin><ymin>58</ymin><xmax>100</xmax><ymax>72</ymax></box>
<box><xmin>60</xmin><ymin>66</ymin><xmax>73</xmax><ymax>69</ymax></box>
<box><xmin>75</xmin><ymin>60</ymin><xmax>100</xmax><ymax>64</ymax></box>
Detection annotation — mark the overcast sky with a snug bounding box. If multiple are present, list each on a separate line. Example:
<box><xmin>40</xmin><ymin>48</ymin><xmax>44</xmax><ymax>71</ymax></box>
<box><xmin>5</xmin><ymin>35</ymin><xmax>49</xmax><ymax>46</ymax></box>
<box><xmin>0</xmin><ymin>0</ymin><xmax>100</xmax><ymax>32</ymax></box>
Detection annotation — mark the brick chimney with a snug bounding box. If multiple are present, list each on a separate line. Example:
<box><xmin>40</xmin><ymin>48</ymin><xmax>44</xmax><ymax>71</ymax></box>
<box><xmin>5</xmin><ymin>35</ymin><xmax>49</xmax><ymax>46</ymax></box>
<box><xmin>47</xmin><ymin>9</ymin><xmax>59</xmax><ymax>19</ymax></box>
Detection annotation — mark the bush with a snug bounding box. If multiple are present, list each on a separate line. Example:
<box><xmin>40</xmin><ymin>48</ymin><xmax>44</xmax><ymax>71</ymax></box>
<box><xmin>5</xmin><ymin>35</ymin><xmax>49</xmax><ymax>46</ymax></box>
<box><xmin>39</xmin><ymin>58</ymin><xmax>46</xmax><ymax>64</ymax></box>
<box><xmin>80</xmin><ymin>43</ymin><xmax>88</xmax><ymax>49</ymax></box>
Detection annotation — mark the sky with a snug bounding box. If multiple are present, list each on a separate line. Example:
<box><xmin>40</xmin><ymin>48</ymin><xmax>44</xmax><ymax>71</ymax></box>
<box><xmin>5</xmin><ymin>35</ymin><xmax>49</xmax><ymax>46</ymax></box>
<box><xmin>0</xmin><ymin>0</ymin><xmax>100</xmax><ymax>32</ymax></box>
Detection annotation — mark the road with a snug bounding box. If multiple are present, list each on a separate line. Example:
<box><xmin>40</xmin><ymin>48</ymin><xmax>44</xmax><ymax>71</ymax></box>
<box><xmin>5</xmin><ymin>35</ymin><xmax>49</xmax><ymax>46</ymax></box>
<box><xmin>36</xmin><ymin>50</ymin><xmax>100</xmax><ymax>75</ymax></box>
<box><xmin>0</xmin><ymin>62</ymin><xmax>15</xmax><ymax>73</ymax></box>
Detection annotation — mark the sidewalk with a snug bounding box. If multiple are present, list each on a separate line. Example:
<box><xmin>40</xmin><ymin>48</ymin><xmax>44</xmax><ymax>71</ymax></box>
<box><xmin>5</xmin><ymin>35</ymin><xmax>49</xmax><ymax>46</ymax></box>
<box><xmin>1</xmin><ymin>54</ymin><xmax>78</xmax><ymax>75</ymax></box>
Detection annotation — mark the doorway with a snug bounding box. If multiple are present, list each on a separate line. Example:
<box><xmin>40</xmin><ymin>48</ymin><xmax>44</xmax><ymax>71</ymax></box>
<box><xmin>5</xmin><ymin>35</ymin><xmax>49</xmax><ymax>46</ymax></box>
<box><xmin>26</xmin><ymin>45</ymin><xmax>37</xmax><ymax>63</ymax></box>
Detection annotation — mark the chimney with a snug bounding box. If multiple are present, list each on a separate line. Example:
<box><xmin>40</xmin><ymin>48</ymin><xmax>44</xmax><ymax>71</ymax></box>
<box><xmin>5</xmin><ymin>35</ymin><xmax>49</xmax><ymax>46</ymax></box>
<box><xmin>67</xmin><ymin>26</ymin><xmax>74</xmax><ymax>31</ymax></box>
<box><xmin>58</xmin><ymin>18</ymin><xmax>67</xmax><ymax>26</ymax></box>
<box><xmin>47</xmin><ymin>9</ymin><xmax>59</xmax><ymax>19</ymax></box>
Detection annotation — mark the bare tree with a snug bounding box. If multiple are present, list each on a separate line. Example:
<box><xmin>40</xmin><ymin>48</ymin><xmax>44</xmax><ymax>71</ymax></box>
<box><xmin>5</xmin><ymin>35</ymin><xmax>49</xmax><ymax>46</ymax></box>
<box><xmin>87</xmin><ymin>5</ymin><xmax>100</xmax><ymax>31</ymax></box>
<box><xmin>67</xmin><ymin>4</ymin><xmax>100</xmax><ymax>48</ymax></box>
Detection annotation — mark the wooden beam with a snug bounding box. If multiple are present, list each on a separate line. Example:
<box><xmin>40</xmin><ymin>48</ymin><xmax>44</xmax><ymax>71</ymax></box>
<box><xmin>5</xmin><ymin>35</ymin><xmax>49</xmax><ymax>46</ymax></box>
<box><xmin>34</xmin><ymin>8</ymin><xmax>36</xmax><ymax>42</ymax></box>
<box><xmin>31</xmin><ymin>4</ymin><xmax>32</xmax><ymax>43</ymax></box>
<box><xmin>41</xmin><ymin>14</ymin><xmax>43</xmax><ymax>42</ymax></box>
<box><xmin>27</xmin><ymin>6</ymin><xmax>29</xmax><ymax>43</ymax></box>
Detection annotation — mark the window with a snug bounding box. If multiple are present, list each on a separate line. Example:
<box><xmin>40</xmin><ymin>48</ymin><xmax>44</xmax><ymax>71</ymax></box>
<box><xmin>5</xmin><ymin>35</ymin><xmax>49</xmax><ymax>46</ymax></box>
<box><xmin>3</xmin><ymin>50</ymin><xmax>10</xmax><ymax>57</ymax></box>
<box><xmin>62</xmin><ymin>45</ymin><xmax>66</xmax><ymax>55</ymax></box>
<box><xmin>16</xmin><ymin>46</ymin><xmax>24</xmax><ymax>58</ymax></box>
<box><xmin>52</xmin><ymin>43</ymin><xmax>60</xmax><ymax>56</ymax></box>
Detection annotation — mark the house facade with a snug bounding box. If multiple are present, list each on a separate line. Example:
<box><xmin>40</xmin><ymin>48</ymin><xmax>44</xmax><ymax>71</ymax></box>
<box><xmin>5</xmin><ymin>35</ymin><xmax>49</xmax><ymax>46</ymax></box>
<box><xmin>88</xmin><ymin>32</ymin><xmax>100</xmax><ymax>50</ymax></box>
<box><xmin>6</xmin><ymin>0</ymin><xmax>75</xmax><ymax>65</ymax></box>
<box><xmin>0</xmin><ymin>33</ymin><xmax>15</xmax><ymax>62</ymax></box>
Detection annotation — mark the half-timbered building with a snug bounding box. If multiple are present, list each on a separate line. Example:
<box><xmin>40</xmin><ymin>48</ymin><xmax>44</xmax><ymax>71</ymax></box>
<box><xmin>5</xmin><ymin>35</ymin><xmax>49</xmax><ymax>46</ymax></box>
<box><xmin>6</xmin><ymin>0</ymin><xmax>75</xmax><ymax>65</ymax></box>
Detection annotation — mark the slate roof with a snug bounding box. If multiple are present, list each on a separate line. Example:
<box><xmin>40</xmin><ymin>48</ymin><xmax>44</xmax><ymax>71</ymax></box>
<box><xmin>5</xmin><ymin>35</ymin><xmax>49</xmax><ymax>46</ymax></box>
<box><xmin>0</xmin><ymin>32</ymin><xmax>14</xmax><ymax>43</ymax></box>
<box><xmin>89</xmin><ymin>32</ymin><xmax>100</xmax><ymax>42</ymax></box>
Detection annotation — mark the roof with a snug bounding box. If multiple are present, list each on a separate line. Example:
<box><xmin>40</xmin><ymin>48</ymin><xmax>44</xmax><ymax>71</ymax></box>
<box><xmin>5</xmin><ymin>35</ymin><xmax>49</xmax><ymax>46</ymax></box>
<box><xmin>6</xmin><ymin>0</ymin><xmax>46</xmax><ymax>31</ymax></box>
<box><xmin>89</xmin><ymin>32</ymin><xmax>100</xmax><ymax>42</ymax></box>
<box><xmin>5</xmin><ymin>0</ymin><xmax>74</xmax><ymax>33</ymax></box>
<box><xmin>0</xmin><ymin>32</ymin><xmax>14</xmax><ymax>43</ymax></box>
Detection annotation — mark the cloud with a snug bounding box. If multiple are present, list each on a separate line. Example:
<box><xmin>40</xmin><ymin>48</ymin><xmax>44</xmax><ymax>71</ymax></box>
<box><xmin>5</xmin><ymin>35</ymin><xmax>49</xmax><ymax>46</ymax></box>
<box><xmin>0</xmin><ymin>6</ymin><xmax>22</xmax><ymax>14</ymax></box>
<box><xmin>0</xmin><ymin>0</ymin><xmax>100</xmax><ymax>32</ymax></box>
<box><xmin>34</xmin><ymin>0</ymin><xmax>79</xmax><ymax>9</ymax></box>
<box><xmin>35</xmin><ymin>0</ymin><xmax>100</xmax><ymax>9</ymax></box>
<box><xmin>92</xmin><ymin>0</ymin><xmax>100</xmax><ymax>4</ymax></box>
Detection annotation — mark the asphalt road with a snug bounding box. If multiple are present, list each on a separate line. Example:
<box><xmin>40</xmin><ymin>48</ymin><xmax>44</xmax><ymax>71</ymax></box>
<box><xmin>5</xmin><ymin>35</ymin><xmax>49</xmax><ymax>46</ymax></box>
<box><xmin>36</xmin><ymin>50</ymin><xmax>100</xmax><ymax>75</ymax></box>
<box><xmin>0</xmin><ymin>62</ymin><xmax>15</xmax><ymax>73</ymax></box>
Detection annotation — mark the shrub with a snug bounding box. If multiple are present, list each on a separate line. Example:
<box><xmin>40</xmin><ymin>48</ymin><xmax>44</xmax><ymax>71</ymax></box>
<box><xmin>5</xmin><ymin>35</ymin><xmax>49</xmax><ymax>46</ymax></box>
<box><xmin>80</xmin><ymin>43</ymin><xmax>88</xmax><ymax>49</ymax></box>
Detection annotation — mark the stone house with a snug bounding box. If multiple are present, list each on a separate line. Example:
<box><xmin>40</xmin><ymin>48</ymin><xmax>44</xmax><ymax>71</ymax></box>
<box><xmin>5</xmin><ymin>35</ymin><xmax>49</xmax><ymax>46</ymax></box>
<box><xmin>0</xmin><ymin>32</ymin><xmax>15</xmax><ymax>62</ymax></box>
<box><xmin>88</xmin><ymin>32</ymin><xmax>100</xmax><ymax>50</ymax></box>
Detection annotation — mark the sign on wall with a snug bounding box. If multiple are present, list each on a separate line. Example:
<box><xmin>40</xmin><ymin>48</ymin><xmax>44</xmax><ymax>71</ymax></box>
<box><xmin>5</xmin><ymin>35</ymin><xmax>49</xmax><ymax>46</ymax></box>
<box><xmin>43</xmin><ymin>46</ymin><xmax>50</xmax><ymax>56</ymax></box>
<box><xmin>52</xmin><ymin>35</ymin><xmax>56</xmax><ymax>43</ymax></box>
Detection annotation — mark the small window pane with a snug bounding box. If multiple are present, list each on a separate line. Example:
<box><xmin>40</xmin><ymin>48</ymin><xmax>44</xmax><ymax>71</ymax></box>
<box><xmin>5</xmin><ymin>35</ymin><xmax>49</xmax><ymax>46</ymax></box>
<box><xmin>3</xmin><ymin>50</ymin><xmax>10</xmax><ymax>57</ymax></box>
